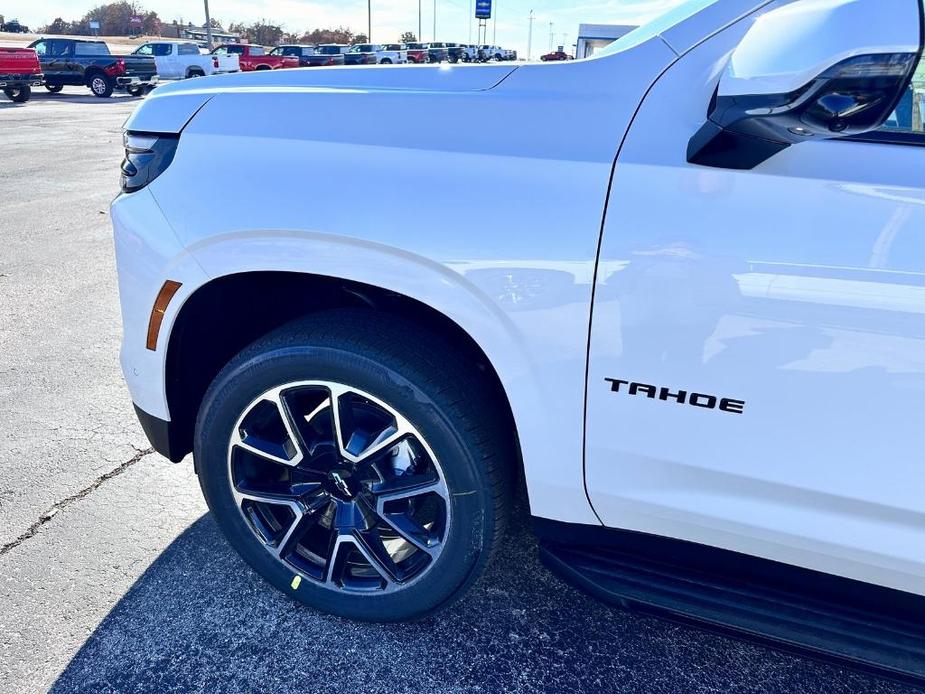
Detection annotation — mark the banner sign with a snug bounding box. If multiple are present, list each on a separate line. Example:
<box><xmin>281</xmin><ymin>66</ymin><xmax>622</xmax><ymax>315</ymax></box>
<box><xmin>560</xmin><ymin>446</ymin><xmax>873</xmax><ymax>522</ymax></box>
<box><xmin>475</xmin><ymin>0</ymin><xmax>492</xmax><ymax>20</ymax></box>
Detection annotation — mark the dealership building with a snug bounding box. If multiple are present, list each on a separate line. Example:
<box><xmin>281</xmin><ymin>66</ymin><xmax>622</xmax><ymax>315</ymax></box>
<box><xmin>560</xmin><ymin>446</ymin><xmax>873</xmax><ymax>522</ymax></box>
<box><xmin>575</xmin><ymin>24</ymin><xmax>637</xmax><ymax>59</ymax></box>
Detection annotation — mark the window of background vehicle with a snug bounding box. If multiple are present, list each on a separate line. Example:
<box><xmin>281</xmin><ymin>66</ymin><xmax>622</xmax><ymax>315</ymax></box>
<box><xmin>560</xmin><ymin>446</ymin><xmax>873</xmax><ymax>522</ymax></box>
<box><xmin>74</xmin><ymin>42</ymin><xmax>107</xmax><ymax>56</ymax></box>
<box><xmin>178</xmin><ymin>44</ymin><xmax>199</xmax><ymax>56</ymax></box>
<box><xmin>250</xmin><ymin>46</ymin><xmax>265</xmax><ymax>56</ymax></box>
<box><xmin>153</xmin><ymin>44</ymin><xmax>172</xmax><ymax>57</ymax></box>
<box><xmin>134</xmin><ymin>44</ymin><xmax>152</xmax><ymax>56</ymax></box>
<box><xmin>31</xmin><ymin>41</ymin><xmax>46</xmax><ymax>56</ymax></box>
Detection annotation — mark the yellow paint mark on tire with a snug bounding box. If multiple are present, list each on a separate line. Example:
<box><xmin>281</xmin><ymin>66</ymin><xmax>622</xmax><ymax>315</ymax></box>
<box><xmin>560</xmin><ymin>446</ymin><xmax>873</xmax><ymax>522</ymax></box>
<box><xmin>291</xmin><ymin>575</ymin><xmax>302</xmax><ymax>590</ymax></box>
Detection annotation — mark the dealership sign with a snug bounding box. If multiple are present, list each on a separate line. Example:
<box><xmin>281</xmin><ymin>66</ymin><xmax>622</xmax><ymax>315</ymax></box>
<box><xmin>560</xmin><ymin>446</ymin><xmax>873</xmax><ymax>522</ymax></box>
<box><xmin>475</xmin><ymin>0</ymin><xmax>492</xmax><ymax>19</ymax></box>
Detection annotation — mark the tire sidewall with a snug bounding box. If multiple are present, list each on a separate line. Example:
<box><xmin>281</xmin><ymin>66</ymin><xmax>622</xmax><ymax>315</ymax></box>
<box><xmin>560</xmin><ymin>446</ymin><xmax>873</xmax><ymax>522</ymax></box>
<box><xmin>196</xmin><ymin>343</ymin><xmax>494</xmax><ymax>621</ymax></box>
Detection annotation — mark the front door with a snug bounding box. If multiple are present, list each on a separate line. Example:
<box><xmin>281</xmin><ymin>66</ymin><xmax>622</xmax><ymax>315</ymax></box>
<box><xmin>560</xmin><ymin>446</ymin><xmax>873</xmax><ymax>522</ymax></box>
<box><xmin>585</xmin><ymin>0</ymin><xmax>925</xmax><ymax>594</ymax></box>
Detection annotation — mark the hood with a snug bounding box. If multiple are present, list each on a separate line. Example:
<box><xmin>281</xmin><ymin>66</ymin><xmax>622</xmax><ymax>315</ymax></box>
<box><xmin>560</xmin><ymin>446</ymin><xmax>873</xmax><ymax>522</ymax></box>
<box><xmin>124</xmin><ymin>63</ymin><xmax>518</xmax><ymax>134</ymax></box>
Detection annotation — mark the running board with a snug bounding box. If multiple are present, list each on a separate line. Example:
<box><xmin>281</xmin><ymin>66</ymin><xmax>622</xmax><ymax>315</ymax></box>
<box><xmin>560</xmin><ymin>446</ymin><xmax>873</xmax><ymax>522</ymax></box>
<box><xmin>539</xmin><ymin>540</ymin><xmax>925</xmax><ymax>684</ymax></box>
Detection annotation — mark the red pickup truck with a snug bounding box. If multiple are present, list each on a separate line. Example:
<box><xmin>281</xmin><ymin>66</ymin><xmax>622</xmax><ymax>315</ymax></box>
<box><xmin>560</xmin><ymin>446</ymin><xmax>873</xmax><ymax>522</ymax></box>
<box><xmin>211</xmin><ymin>44</ymin><xmax>298</xmax><ymax>72</ymax></box>
<box><xmin>0</xmin><ymin>47</ymin><xmax>43</xmax><ymax>102</ymax></box>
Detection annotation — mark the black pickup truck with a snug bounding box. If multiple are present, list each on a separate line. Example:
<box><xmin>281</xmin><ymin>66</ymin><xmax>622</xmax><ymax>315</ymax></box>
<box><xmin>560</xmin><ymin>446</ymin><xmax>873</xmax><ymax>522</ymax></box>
<box><xmin>28</xmin><ymin>38</ymin><xmax>158</xmax><ymax>98</ymax></box>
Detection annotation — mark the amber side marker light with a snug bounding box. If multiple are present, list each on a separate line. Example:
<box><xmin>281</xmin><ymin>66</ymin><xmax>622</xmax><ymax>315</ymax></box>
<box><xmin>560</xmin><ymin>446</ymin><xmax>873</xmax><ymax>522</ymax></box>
<box><xmin>146</xmin><ymin>280</ymin><xmax>183</xmax><ymax>351</ymax></box>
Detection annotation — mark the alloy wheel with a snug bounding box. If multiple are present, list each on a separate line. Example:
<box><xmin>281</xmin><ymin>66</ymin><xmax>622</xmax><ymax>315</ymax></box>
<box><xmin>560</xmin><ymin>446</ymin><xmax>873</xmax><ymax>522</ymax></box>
<box><xmin>227</xmin><ymin>381</ymin><xmax>451</xmax><ymax>594</ymax></box>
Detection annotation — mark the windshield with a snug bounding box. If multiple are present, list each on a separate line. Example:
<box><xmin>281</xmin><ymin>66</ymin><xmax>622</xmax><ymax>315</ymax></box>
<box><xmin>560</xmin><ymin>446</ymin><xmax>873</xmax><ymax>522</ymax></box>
<box><xmin>317</xmin><ymin>45</ymin><xmax>344</xmax><ymax>55</ymax></box>
<box><xmin>598</xmin><ymin>0</ymin><xmax>720</xmax><ymax>56</ymax></box>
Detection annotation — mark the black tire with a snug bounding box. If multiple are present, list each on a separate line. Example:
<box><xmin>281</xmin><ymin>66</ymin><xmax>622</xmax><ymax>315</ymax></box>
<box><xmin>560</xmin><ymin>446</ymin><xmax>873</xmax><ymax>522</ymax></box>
<box><xmin>380</xmin><ymin>58</ymin><xmax>392</xmax><ymax>64</ymax></box>
<box><xmin>126</xmin><ymin>86</ymin><xmax>143</xmax><ymax>97</ymax></box>
<box><xmin>45</xmin><ymin>83</ymin><xmax>63</xmax><ymax>93</ymax></box>
<box><xmin>88</xmin><ymin>73</ymin><xmax>113</xmax><ymax>98</ymax></box>
<box><xmin>3</xmin><ymin>85</ymin><xmax>30</xmax><ymax>102</ymax></box>
<box><xmin>255</xmin><ymin>65</ymin><xmax>272</xmax><ymax>71</ymax></box>
<box><xmin>187</xmin><ymin>69</ymin><xmax>205</xmax><ymax>78</ymax></box>
<box><xmin>195</xmin><ymin>309</ymin><xmax>513</xmax><ymax>622</ymax></box>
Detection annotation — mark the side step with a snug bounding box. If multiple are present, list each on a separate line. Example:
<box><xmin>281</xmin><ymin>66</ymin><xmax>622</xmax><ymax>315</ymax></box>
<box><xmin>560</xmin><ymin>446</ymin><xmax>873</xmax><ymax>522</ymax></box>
<box><xmin>539</xmin><ymin>540</ymin><xmax>925</xmax><ymax>684</ymax></box>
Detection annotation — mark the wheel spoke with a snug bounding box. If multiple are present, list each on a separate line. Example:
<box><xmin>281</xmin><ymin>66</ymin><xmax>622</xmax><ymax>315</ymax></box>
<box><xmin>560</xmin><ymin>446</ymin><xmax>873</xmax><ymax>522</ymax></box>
<box><xmin>275</xmin><ymin>511</ymin><xmax>315</xmax><ymax>559</ymax></box>
<box><xmin>372</xmin><ymin>473</ymin><xmax>444</xmax><ymax>503</ymax></box>
<box><xmin>351</xmin><ymin>528</ymin><xmax>403</xmax><ymax>583</ymax></box>
<box><xmin>323</xmin><ymin>533</ymin><xmax>349</xmax><ymax>586</ymax></box>
<box><xmin>328</xmin><ymin>384</ymin><xmax>414</xmax><ymax>464</ymax></box>
<box><xmin>378</xmin><ymin>509</ymin><xmax>441</xmax><ymax>555</ymax></box>
<box><xmin>232</xmin><ymin>388</ymin><xmax>306</xmax><ymax>468</ymax></box>
<box><xmin>234</xmin><ymin>488</ymin><xmax>301</xmax><ymax>507</ymax></box>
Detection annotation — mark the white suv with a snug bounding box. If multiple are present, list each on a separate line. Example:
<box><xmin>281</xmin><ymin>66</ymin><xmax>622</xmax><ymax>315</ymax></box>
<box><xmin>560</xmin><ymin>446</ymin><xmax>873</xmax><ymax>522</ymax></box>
<box><xmin>112</xmin><ymin>0</ymin><xmax>925</xmax><ymax>677</ymax></box>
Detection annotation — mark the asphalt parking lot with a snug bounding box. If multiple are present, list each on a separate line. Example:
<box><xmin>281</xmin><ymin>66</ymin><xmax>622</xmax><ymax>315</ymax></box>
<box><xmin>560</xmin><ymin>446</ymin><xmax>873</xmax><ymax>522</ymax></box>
<box><xmin>0</xmin><ymin>87</ymin><xmax>921</xmax><ymax>694</ymax></box>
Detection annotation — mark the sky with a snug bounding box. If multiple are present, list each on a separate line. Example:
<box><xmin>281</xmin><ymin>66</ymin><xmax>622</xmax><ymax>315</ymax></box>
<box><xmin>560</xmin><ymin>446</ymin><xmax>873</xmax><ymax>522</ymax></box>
<box><xmin>2</xmin><ymin>0</ymin><xmax>686</xmax><ymax>56</ymax></box>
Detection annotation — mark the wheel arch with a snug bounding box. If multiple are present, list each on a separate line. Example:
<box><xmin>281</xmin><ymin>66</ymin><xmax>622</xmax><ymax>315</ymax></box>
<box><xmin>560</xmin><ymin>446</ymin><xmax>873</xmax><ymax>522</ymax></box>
<box><xmin>164</xmin><ymin>270</ymin><xmax>529</xmax><ymax>481</ymax></box>
<box><xmin>84</xmin><ymin>67</ymin><xmax>107</xmax><ymax>85</ymax></box>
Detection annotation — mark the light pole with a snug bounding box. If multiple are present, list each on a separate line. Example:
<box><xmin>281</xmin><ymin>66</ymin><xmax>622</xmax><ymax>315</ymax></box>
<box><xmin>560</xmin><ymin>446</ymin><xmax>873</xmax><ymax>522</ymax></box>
<box><xmin>203</xmin><ymin>0</ymin><xmax>213</xmax><ymax>48</ymax></box>
<box><xmin>469</xmin><ymin>0</ymin><xmax>473</xmax><ymax>44</ymax></box>
<box><xmin>433</xmin><ymin>0</ymin><xmax>437</xmax><ymax>41</ymax></box>
<box><xmin>418</xmin><ymin>0</ymin><xmax>422</xmax><ymax>41</ymax></box>
<box><xmin>492</xmin><ymin>0</ymin><xmax>497</xmax><ymax>45</ymax></box>
<box><xmin>527</xmin><ymin>9</ymin><xmax>534</xmax><ymax>60</ymax></box>
<box><xmin>548</xmin><ymin>21</ymin><xmax>553</xmax><ymax>51</ymax></box>
<box><xmin>368</xmin><ymin>0</ymin><xmax>372</xmax><ymax>42</ymax></box>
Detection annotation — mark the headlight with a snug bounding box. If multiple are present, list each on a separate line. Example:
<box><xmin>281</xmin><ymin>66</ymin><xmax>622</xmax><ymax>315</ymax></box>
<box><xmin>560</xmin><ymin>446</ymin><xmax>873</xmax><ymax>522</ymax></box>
<box><xmin>120</xmin><ymin>131</ymin><xmax>179</xmax><ymax>193</ymax></box>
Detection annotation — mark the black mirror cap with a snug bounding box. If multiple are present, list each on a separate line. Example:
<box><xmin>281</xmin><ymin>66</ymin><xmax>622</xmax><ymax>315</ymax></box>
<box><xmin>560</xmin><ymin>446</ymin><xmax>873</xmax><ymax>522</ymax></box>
<box><xmin>688</xmin><ymin>52</ymin><xmax>920</xmax><ymax>170</ymax></box>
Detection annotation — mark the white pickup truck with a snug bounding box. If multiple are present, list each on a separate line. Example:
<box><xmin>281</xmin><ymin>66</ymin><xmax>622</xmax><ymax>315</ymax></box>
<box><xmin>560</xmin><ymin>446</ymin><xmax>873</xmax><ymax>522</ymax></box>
<box><xmin>132</xmin><ymin>41</ymin><xmax>239</xmax><ymax>79</ymax></box>
<box><xmin>350</xmin><ymin>43</ymin><xmax>407</xmax><ymax>65</ymax></box>
<box><xmin>114</xmin><ymin>0</ymin><xmax>925</xmax><ymax>680</ymax></box>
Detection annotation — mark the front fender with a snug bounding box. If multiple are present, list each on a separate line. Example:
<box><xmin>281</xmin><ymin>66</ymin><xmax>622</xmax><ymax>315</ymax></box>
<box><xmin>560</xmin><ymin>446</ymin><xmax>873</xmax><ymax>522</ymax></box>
<box><xmin>180</xmin><ymin>231</ymin><xmax>600</xmax><ymax>525</ymax></box>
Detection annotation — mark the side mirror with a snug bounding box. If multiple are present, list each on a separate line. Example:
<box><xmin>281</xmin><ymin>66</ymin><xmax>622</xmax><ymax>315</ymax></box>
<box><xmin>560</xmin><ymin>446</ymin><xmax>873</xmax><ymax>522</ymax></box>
<box><xmin>688</xmin><ymin>0</ymin><xmax>923</xmax><ymax>170</ymax></box>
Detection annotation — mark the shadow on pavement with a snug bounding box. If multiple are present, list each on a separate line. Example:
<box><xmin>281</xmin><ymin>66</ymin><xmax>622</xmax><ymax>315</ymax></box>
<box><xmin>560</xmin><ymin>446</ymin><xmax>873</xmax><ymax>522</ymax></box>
<box><xmin>0</xmin><ymin>91</ymin><xmax>143</xmax><ymax>107</ymax></box>
<box><xmin>50</xmin><ymin>511</ymin><xmax>912</xmax><ymax>694</ymax></box>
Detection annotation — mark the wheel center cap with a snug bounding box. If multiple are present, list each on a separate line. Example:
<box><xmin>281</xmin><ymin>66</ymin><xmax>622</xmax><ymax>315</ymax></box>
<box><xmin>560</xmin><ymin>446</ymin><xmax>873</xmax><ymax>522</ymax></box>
<box><xmin>328</xmin><ymin>469</ymin><xmax>358</xmax><ymax>499</ymax></box>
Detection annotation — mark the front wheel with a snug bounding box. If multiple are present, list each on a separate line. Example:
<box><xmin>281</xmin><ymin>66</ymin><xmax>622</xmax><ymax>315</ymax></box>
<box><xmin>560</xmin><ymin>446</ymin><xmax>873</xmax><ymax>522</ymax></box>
<box><xmin>45</xmin><ymin>83</ymin><xmax>63</xmax><ymax>93</ymax></box>
<box><xmin>88</xmin><ymin>74</ymin><xmax>113</xmax><ymax>98</ymax></box>
<box><xmin>195</xmin><ymin>310</ymin><xmax>513</xmax><ymax>621</ymax></box>
<box><xmin>3</xmin><ymin>85</ymin><xmax>30</xmax><ymax>102</ymax></box>
<box><xmin>380</xmin><ymin>58</ymin><xmax>393</xmax><ymax>64</ymax></box>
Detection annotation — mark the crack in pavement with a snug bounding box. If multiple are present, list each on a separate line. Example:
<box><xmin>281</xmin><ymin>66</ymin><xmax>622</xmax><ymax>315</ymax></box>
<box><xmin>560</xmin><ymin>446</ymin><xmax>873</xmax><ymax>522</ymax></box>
<box><xmin>0</xmin><ymin>446</ymin><xmax>155</xmax><ymax>557</ymax></box>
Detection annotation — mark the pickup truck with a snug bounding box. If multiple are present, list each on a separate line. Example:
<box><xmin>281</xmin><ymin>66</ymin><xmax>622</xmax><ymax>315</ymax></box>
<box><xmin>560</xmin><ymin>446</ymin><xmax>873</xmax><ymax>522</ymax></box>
<box><xmin>461</xmin><ymin>44</ymin><xmax>481</xmax><ymax>62</ymax></box>
<box><xmin>344</xmin><ymin>46</ymin><xmax>378</xmax><ymax>66</ymax></box>
<box><xmin>403</xmin><ymin>42</ymin><xmax>429</xmax><ymax>64</ymax></box>
<box><xmin>0</xmin><ymin>47</ymin><xmax>43</xmax><ymax>102</ymax></box>
<box><xmin>347</xmin><ymin>43</ymin><xmax>408</xmax><ymax>65</ymax></box>
<box><xmin>480</xmin><ymin>45</ymin><xmax>505</xmax><ymax>61</ymax></box>
<box><xmin>133</xmin><ymin>41</ymin><xmax>238</xmax><ymax>79</ymax></box>
<box><xmin>425</xmin><ymin>42</ymin><xmax>449</xmax><ymax>63</ymax></box>
<box><xmin>211</xmin><ymin>44</ymin><xmax>298</xmax><ymax>72</ymax></box>
<box><xmin>376</xmin><ymin>44</ymin><xmax>409</xmax><ymax>64</ymax></box>
<box><xmin>29</xmin><ymin>37</ymin><xmax>157</xmax><ymax>97</ymax></box>
<box><xmin>443</xmin><ymin>43</ymin><xmax>468</xmax><ymax>63</ymax></box>
<box><xmin>113</xmin><ymin>0</ymin><xmax>925</xmax><ymax>680</ymax></box>
<box><xmin>269</xmin><ymin>45</ymin><xmax>345</xmax><ymax>67</ymax></box>
<box><xmin>315</xmin><ymin>45</ymin><xmax>352</xmax><ymax>65</ymax></box>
